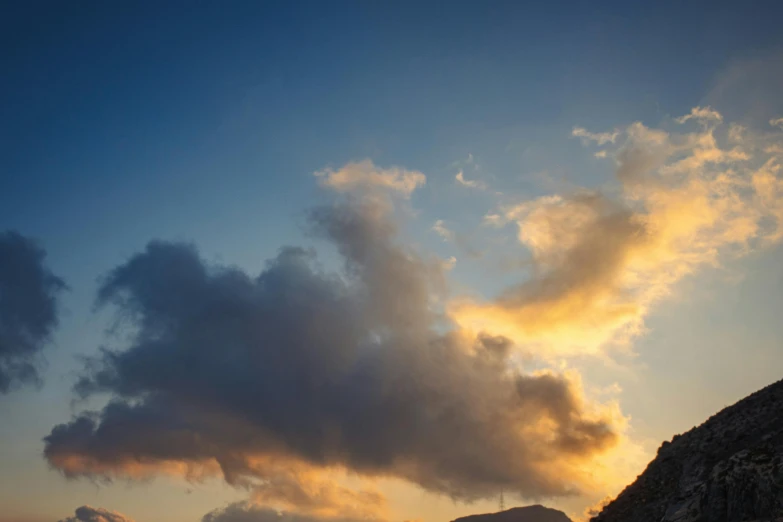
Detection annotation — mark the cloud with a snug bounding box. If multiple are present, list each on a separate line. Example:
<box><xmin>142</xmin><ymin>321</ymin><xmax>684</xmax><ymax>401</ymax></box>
<box><xmin>571</xmin><ymin>127</ymin><xmax>619</xmax><ymax>145</ymax></box>
<box><xmin>675</xmin><ymin>106</ymin><xmax>723</xmax><ymax>124</ymax></box>
<box><xmin>770</xmin><ymin>117</ymin><xmax>783</xmax><ymax>129</ymax></box>
<box><xmin>44</xmin><ymin>190</ymin><xmax>623</xmax><ymax>503</ymax></box>
<box><xmin>432</xmin><ymin>219</ymin><xmax>484</xmax><ymax>259</ymax></box>
<box><xmin>451</xmin><ymin>193</ymin><xmax>647</xmax><ymax>355</ymax></box>
<box><xmin>483</xmin><ymin>213</ymin><xmax>504</xmax><ymax>226</ymax></box>
<box><xmin>614</xmin><ymin>122</ymin><xmax>671</xmax><ymax>184</ymax></box>
<box><xmin>0</xmin><ymin>230</ymin><xmax>66</xmax><ymax>393</ymax></box>
<box><xmin>57</xmin><ymin>506</ymin><xmax>134</xmax><ymax>522</ymax></box>
<box><xmin>315</xmin><ymin>160</ymin><xmax>425</xmax><ymax>199</ymax></box>
<box><xmin>431</xmin><ymin>220</ymin><xmax>455</xmax><ymax>241</ymax></box>
<box><xmin>455</xmin><ymin>170</ymin><xmax>485</xmax><ymax>190</ymax></box>
<box><xmin>451</xmin><ymin>107</ymin><xmax>783</xmax><ymax>357</ymax></box>
<box><xmin>201</xmin><ymin>502</ymin><xmax>378</xmax><ymax>522</ymax></box>
<box><xmin>252</xmin><ymin>475</ymin><xmax>386</xmax><ymax>519</ymax></box>
<box><xmin>572</xmin><ymin>495</ymin><xmax>611</xmax><ymax>522</ymax></box>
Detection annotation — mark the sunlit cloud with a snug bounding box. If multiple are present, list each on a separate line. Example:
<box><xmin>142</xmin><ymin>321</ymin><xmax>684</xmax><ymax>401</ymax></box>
<box><xmin>45</xmin><ymin>180</ymin><xmax>627</xmax><ymax>511</ymax></box>
<box><xmin>247</xmin><ymin>464</ymin><xmax>388</xmax><ymax>519</ymax></box>
<box><xmin>571</xmin><ymin>495</ymin><xmax>612</xmax><ymax>522</ymax></box>
<box><xmin>315</xmin><ymin>160</ymin><xmax>425</xmax><ymax>199</ymax></box>
<box><xmin>45</xmin><ymin>107</ymin><xmax>783</xmax><ymax>517</ymax></box>
<box><xmin>675</xmin><ymin>105</ymin><xmax>723</xmax><ymax>124</ymax></box>
<box><xmin>452</xmin><ymin>108</ymin><xmax>783</xmax><ymax>358</ymax></box>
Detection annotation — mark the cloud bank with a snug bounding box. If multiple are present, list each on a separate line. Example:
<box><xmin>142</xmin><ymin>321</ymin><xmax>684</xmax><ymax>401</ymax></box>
<box><xmin>44</xmin><ymin>169</ymin><xmax>622</xmax><ymax>508</ymax></box>
<box><xmin>0</xmin><ymin>230</ymin><xmax>65</xmax><ymax>393</ymax></box>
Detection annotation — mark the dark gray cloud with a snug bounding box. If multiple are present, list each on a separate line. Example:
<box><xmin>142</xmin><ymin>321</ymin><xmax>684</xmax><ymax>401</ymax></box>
<box><xmin>44</xmin><ymin>202</ymin><xmax>618</xmax><ymax>501</ymax></box>
<box><xmin>0</xmin><ymin>230</ymin><xmax>65</xmax><ymax>393</ymax></box>
<box><xmin>57</xmin><ymin>505</ymin><xmax>134</xmax><ymax>522</ymax></box>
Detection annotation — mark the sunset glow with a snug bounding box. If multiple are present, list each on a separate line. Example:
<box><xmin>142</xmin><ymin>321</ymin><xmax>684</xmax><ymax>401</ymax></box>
<box><xmin>2</xmin><ymin>3</ymin><xmax>783</xmax><ymax>522</ymax></box>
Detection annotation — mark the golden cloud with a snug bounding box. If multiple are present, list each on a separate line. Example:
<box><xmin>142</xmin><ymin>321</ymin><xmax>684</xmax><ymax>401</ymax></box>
<box><xmin>315</xmin><ymin>160</ymin><xmax>426</xmax><ymax>199</ymax></box>
<box><xmin>451</xmin><ymin>108</ymin><xmax>783</xmax><ymax>357</ymax></box>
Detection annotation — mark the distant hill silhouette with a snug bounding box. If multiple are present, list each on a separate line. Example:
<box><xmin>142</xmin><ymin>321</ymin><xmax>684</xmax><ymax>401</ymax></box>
<box><xmin>592</xmin><ymin>378</ymin><xmax>783</xmax><ymax>522</ymax></box>
<box><xmin>451</xmin><ymin>505</ymin><xmax>571</xmax><ymax>522</ymax></box>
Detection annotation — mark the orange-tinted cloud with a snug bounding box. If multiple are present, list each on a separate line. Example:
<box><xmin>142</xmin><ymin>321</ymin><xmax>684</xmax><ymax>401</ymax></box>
<box><xmin>451</xmin><ymin>108</ymin><xmax>783</xmax><ymax>357</ymax></box>
<box><xmin>315</xmin><ymin>160</ymin><xmax>425</xmax><ymax>199</ymax></box>
<box><xmin>248</xmin><ymin>465</ymin><xmax>388</xmax><ymax>519</ymax></box>
<box><xmin>44</xmin><ymin>195</ymin><xmax>624</xmax><ymax>506</ymax></box>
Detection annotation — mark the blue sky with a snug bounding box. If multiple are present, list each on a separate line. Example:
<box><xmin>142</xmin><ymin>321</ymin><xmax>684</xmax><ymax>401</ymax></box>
<box><xmin>3</xmin><ymin>3</ymin><xmax>783</xmax><ymax>522</ymax></box>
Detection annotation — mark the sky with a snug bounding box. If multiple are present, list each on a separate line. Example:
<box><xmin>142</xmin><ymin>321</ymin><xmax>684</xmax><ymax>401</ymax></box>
<box><xmin>2</xmin><ymin>2</ymin><xmax>783</xmax><ymax>522</ymax></box>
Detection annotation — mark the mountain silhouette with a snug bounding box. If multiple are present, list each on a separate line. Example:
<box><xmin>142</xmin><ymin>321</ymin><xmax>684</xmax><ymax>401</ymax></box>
<box><xmin>452</xmin><ymin>504</ymin><xmax>572</xmax><ymax>522</ymax></box>
<box><xmin>592</xmin><ymin>378</ymin><xmax>783</xmax><ymax>522</ymax></box>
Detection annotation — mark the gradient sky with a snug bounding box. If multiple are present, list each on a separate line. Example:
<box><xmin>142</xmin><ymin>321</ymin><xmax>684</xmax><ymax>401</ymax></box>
<box><xmin>3</xmin><ymin>3</ymin><xmax>783</xmax><ymax>522</ymax></box>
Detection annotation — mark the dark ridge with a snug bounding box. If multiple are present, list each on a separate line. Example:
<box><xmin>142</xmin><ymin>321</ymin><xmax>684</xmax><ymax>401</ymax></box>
<box><xmin>592</xmin><ymin>378</ymin><xmax>783</xmax><ymax>522</ymax></box>
<box><xmin>452</xmin><ymin>504</ymin><xmax>572</xmax><ymax>522</ymax></box>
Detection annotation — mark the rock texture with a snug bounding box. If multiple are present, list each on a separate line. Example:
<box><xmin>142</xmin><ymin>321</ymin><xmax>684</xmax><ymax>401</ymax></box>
<box><xmin>453</xmin><ymin>505</ymin><xmax>572</xmax><ymax>522</ymax></box>
<box><xmin>592</xmin><ymin>378</ymin><xmax>783</xmax><ymax>522</ymax></box>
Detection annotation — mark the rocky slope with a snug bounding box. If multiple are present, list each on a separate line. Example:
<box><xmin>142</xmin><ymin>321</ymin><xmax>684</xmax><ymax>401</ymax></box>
<box><xmin>592</xmin><ymin>378</ymin><xmax>783</xmax><ymax>522</ymax></box>
<box><xmin>452</xmin><ymin>505</ymin><xmax>571</xmax><ymax>522</ymax></box>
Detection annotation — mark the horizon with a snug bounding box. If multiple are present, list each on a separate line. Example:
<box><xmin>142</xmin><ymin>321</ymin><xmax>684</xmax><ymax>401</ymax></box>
<box><xmin>2</xmin><ymin>3</ymin><xmax>783</xmax><ymax>522</ymax></box>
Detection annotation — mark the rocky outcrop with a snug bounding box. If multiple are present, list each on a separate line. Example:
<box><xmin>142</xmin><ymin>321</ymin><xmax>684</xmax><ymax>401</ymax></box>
<box><xmin>452</xmin><ymin>505</ymin><xmax>572</xmax><ymax>522</ymax></box>
<box><xmin>592</xmin><ymin>378</ymin><xmax>783</xmax><ymax>522</ymax></box>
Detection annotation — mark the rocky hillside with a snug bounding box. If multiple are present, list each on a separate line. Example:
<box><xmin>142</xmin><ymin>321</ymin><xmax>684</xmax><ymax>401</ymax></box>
<box><xmin>592</xmin><ymin>378</ymin><xmax>783</xmax><ymax>522</ymax></box>
<box><xmin>452</xmin><ymin>505</ymin><xmax>571</xmax><ymax>522</ymax></box>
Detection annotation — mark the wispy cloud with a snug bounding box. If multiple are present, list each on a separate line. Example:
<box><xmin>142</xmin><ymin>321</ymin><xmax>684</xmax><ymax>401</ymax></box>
<box><xmin>483</xmin><ymin>213</ymin><xmax>505</xmax><ymax>227</ymax></box>
<box><xmin>315</xmin><ymin>160</ymin><xmax>425</xmax><ymax>199</ymax></box>
<box><xmin>455</xmin><ymin>170</ymin><xmax>486</xmax><ymax>190</ymax></box>
<box><xmin>431</xmin><ymin>219</ymin><xmax>455</xmax><ymax>241</ymax></box>
<box><xmin>572</xmin><ymin>127</ymin><xmax>619</xmax><ymax>145</ymax></box>
<box><xmin>452</xmin><ymin>153</ymin><xmax>490</xmax><ymax>191</ymax></box>
<box><xmin>675</xmin><ymin>105</ymin><xmax>723</xmax><ymax>124</ymax></box>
